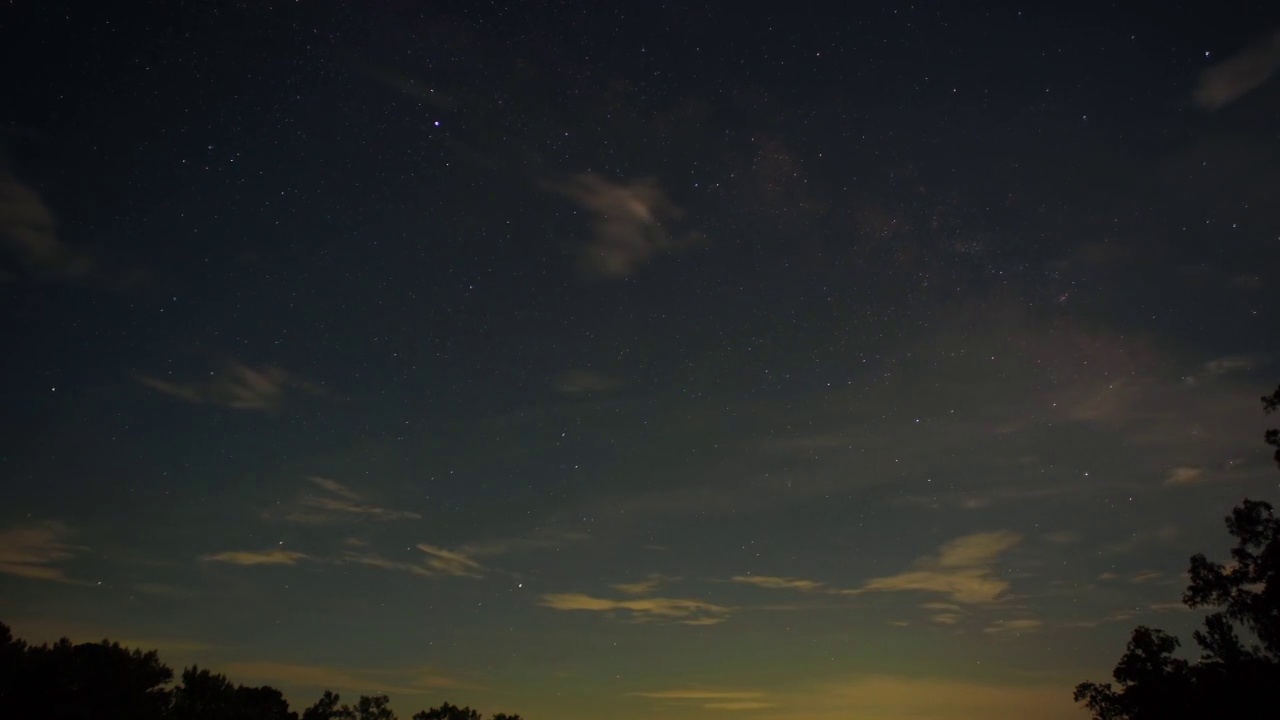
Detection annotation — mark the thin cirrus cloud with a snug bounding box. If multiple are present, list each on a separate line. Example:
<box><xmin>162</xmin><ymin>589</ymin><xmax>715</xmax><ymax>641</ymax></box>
<box><xmin>542</xmin><ymin>173</ymin><xmax>699</xmax><ymax>278</ymax></box>
<box><xmin>336</xmin><ymin>543</ymin><xmax>485</xmax><ymax>579</ymax></box>
<box><xmin>730</xmin><ymin>575</ymin><xmax>827</xmax><ymax>592</ymax></box>
<box><xmin>136</xmin><ymin>359</ymin><xmax>317</xmax><ymax>412</ymax></box>
<box><xmin>1165</xmin><ymin>466</ymin><xmax>1206</xmax><ymax>486</ymax></box>
<box><xmin>336</xmin><ymin>550</ymin><xmax>432</xmax><ymax>578</ymax></box>
<box><xmin>204</xmin><ymin>542</ymin><xmax>484</xmax><ymax>578</ymax></box>
<box><xmin>918</xmin><ymin>602</ymin><xmax>965</xmax><ymax>626</ymax></box>
<box><xmin>201</xmin><ymin>548</ymin><xmax>308</xmax><ymax>566</ymax></box>
<box><xmin>1</xmin><ymin>166</ymin><xmax>146</xmax><ymax>287</ymax></box>
<box><xmin>416</xmin><ymin>544</ymin><xmax>485</xmax><ymax>578</ymax></box>
<box><xmin>983</xmin><ymin>618</ymin><xmax>1043</xmax><ymax>635</ymax></box>
<box><xmin>0</xmin><ymin>168</ymin><xmax>97</xmax><ymax>282</ymax></box>
<box><xmin>455</xmin><ymin>530</ymin><xmax>591</xmax><ymax>559</ymax></box>
<box><xmin>850</xmin><ymin>531</ymin><xmax>1023</xmax><ymax>604</ymax></box>
<box><xmin>1193</xmin><ymin>29</ymin><xmax>1280</xmax><ymax>110</ymax></box>
<box><xmin>286</xmin><ymin>476</ymin><xmax>422</xmax><ymax>524</ymax></box>
<box><xmin>1182</xmin><ymin>354</ymin><xmax>1263</xmax><ymax>386</ymax></box>
<box><xmin>538</xmin><ymin>592</ymin><xmax>731</xmax><ymax>625</ymax></box>
<box><xmin>611</xmin><ymin>574</ymin><xmax>676</xmax><ymax>595</ymax></box>
<box><xmin>0</xmin><ymin>521</ymin><xmax>82</xmax><ymax>583</ymax></box>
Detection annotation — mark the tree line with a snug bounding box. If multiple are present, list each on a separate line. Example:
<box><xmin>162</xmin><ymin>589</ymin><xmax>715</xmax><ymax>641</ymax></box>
<box><xmin>1074</xmin><ymin>385</ymin><xmax>1280</xmax><ymax>719</ymax></box>
<box><xmin>0</xmin><ymin>625</ymin><xmax>521</xmax><ymax>720</ymax></box>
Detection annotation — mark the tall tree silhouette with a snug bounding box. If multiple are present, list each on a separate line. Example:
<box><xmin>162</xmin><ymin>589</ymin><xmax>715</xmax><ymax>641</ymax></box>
<box><xmin>0</xmin><ymin>622</ymin><xmax>25</xmax><ymax>705</ymax></box>
<box><xmin>351</xmin><ymin>695</ymin><xmax>398</xmax><ymax>720</ymax></box>
<box><xmin>172</xmin><ymin>665</ymin><xmax>297</xmax><ymax>720</ymax></box>
<box><xmin>1074</xmin><ymin>388</ymin><xmax>1280</xmax><ymax>719</ymax></box>
<box><xmin>1264</xmin><ymin>384</ymin><xmax>1280</xmax><ymax>468</ymax></box>
<box><xmin>6</xmin><ymin>633</ymin><xmax>174</xmax><ymax>720</ymax></box>
<box><xmin>302</xmin><ymin>690</ymin><xmax>352</xmax><ymax>720</ymax></box>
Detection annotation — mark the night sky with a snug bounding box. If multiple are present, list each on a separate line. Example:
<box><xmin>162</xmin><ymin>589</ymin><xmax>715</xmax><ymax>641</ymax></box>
<box><xmin>2</xmin><ymin>1</ymin><xmax>1279</xmax><ymax>718</ymax></box>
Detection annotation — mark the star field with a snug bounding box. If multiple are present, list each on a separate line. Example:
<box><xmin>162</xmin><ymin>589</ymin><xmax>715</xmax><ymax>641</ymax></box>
<box><xmin>2</xmin><ymin>2</ymin><xmax>1279</xmax><ymax>719</ymax></box>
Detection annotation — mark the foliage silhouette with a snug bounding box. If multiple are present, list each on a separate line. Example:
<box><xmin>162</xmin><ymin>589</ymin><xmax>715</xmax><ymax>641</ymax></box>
<box><xmin>0</xmin><ymin>629</ymin><xmax>174</xmax><ymax>720</ymax></box>
<box><xmin>1265</xmin><ymin>384</ymin><xmax>1280</xmax><ymax>468</ymax></box>
<box><xmin>353</xmin><ymin>693</ymin><xmax>398</xmax><ymax>720</ymax></box>
<box><xmin>172</xmin><ymin>665</ymin><xmax>297</xmax><ymax>720</ymax></box>
<box><xmin>412</xmin><ymin>702</ymin><xmax>482</xmax><ymax>720</ymax></box>
<box><xmin>0</xmin><ymin>623</ymin><xmax>524</xmax><ymax>720</ymax></box>
<box><xmin>301</xmin><ymin>690</ymin><xmax>349</xmax><ymax>720</ymax></box>
<box><xmin>1074</xmin><ymin>388</ymin><xmax>1280</xmax><ymax>719</ymax></box>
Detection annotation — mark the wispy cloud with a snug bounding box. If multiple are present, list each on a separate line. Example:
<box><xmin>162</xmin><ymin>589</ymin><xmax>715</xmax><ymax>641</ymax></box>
<box><xmin>417</xmin><ymin>544</ymin><xmax>485</xmax><ymax>577</ymax></box>
<box><xmin>1183</xmin><ymin>355</ymin><xmax>1264</xmax><ymax>387</ymax></box>
<box><xmin>0</xmin><ymin>169</ymin><xmax>92</xmax><ymax>281</ymax></box>
<box><xmin>1104</xmin><ymin>525</ymin><xmax>1180</xmax><ymax>554</ymax></box>
<box><xmin>612</xmin><ymin>575</ymin><xmax>676</xmax><ymax>595</ymax></box>
<box><xmin>1165</xmin><ymin>466</ymin><xmax>1206</xmax><ymax>486</ymax></box>
<box><xmin>0</xmin><ymin>521</ymin><xmax>82</xmax><ymax>582</ymax></box>
<box><xmin>345</xmin><ymin>55</ymin><xmax>459</xmax><ymax>112</ymax></box>
<box><xmin>1194</xmin><ymin>30</ymin><xmax>1280</xmax><ymax>109</ymax></box>
<box><xmin>201</xmin><ymin>548</ymin><xmax>308</xmax><ymax>566</ymax></box>
<box><xmin>1202</xmin><ymin>355</ymin><xmax>1261</xmax><ymax>377</ymax></box>
<box><xmin>336</xmin><ymin>550</ymin><xmax>432</xmax><ymax>578</ymax></box>
<box><xmin>1044</xmin><ymin>531</ymin><xmax>1081</xmax><ymax>545</ymax></box>
<box><xmin>455</xmin><ymin>531</ymin><xmax>589</xmax><ymax>558</ymax></box>
<box><xmin>1070</xmin><ymin>604</ymin><xmax>1188</xmax><ymax>629</ymax></box>
<box><xmin>538</xmin><ymin>592</ymin><xmax>731</xmax><ymax>625</ymax></box>
<box><xmin>335</xmin><ymin>543</ymin><xmax>484</xmax><ymax>579</ymax></box>
<box><xmin>287</xmin><ymin>477</ymin><xmax>421</xmax><ymax>524</ymax></box>
<box><xmin>543</xmin><ymin>173</ymin><xmax>698</xmax><ymax>278</ymax></box>
<box><xmin>935</xmin><ymin>532</ymin><xmax>1022</xmax><ymax>567</ymax></box>
<box><xmin>137</xmin><ymin>359</ymin><xmax>317</xmax><ymax>412</ymax></box>
<box><xmin>983</xmin><ymin>618</ymin><xmax>1043</xmax><ymax>635</ymax></box>
<box><xmin>731</xmin><ymin>575</ymin><xmax>826</xmax><ymax>592</ymax></box>
<box><xmin>307</xmin><ymin>476</ymin><xmax>362</xmax><ymax>501</ymax></box>
<box><xmin>850</xmin><ymin>531</ymin><xmax>1022</xmax><ymax>604</ymax></box>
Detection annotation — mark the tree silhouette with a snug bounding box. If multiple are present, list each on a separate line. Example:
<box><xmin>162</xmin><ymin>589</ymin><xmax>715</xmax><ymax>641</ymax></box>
<box><xmin>1074</xmin><ymin>389</ymin><xmax>1280</xmax><ymax>719</ymax></box>
<box><xmin>351</xmin><ymin>694</ymin><xmax>398</xmax><ymax>720</ymax></box>
<box><xmin>231</xmin><ymin>684</ymin><xmax>298</xmax><ymax>720</ymax></box>
<box><xmin>172</xmin><ymin>665</ymin><xmax>237</xmax><ymax>720</ymax></box>
<box><xmin>302</xmin><ymin>690</ymin><xmax>351</xmax><ymax>720</ymax></box>
<box><xmin>172</xmin><ymin>665</ymin><xmax>297</xmax><ymax>720</ymax></box>
<box><xmin>1265</xmin><ymin>384</ymin><xmax>1280</xmax><ymax>468</ymax></box>
<box><xmin>4</xmin><ymin>632</ymin><xmax>174</xmax><ymax>720</ymax></box>
<box><xmin>0</xmin><ymin>622</ymin><xmax>25</xmax><ymax>706</ymax></box>
<box><xmin>412</xmin><ymin>702</ymin><xmax>482</xmax><ymax>720</ymax></box>
<box><xmin>0</xmin><ymin>626</ymin><xmax>525</xmax><ymax>720</ymax></box>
